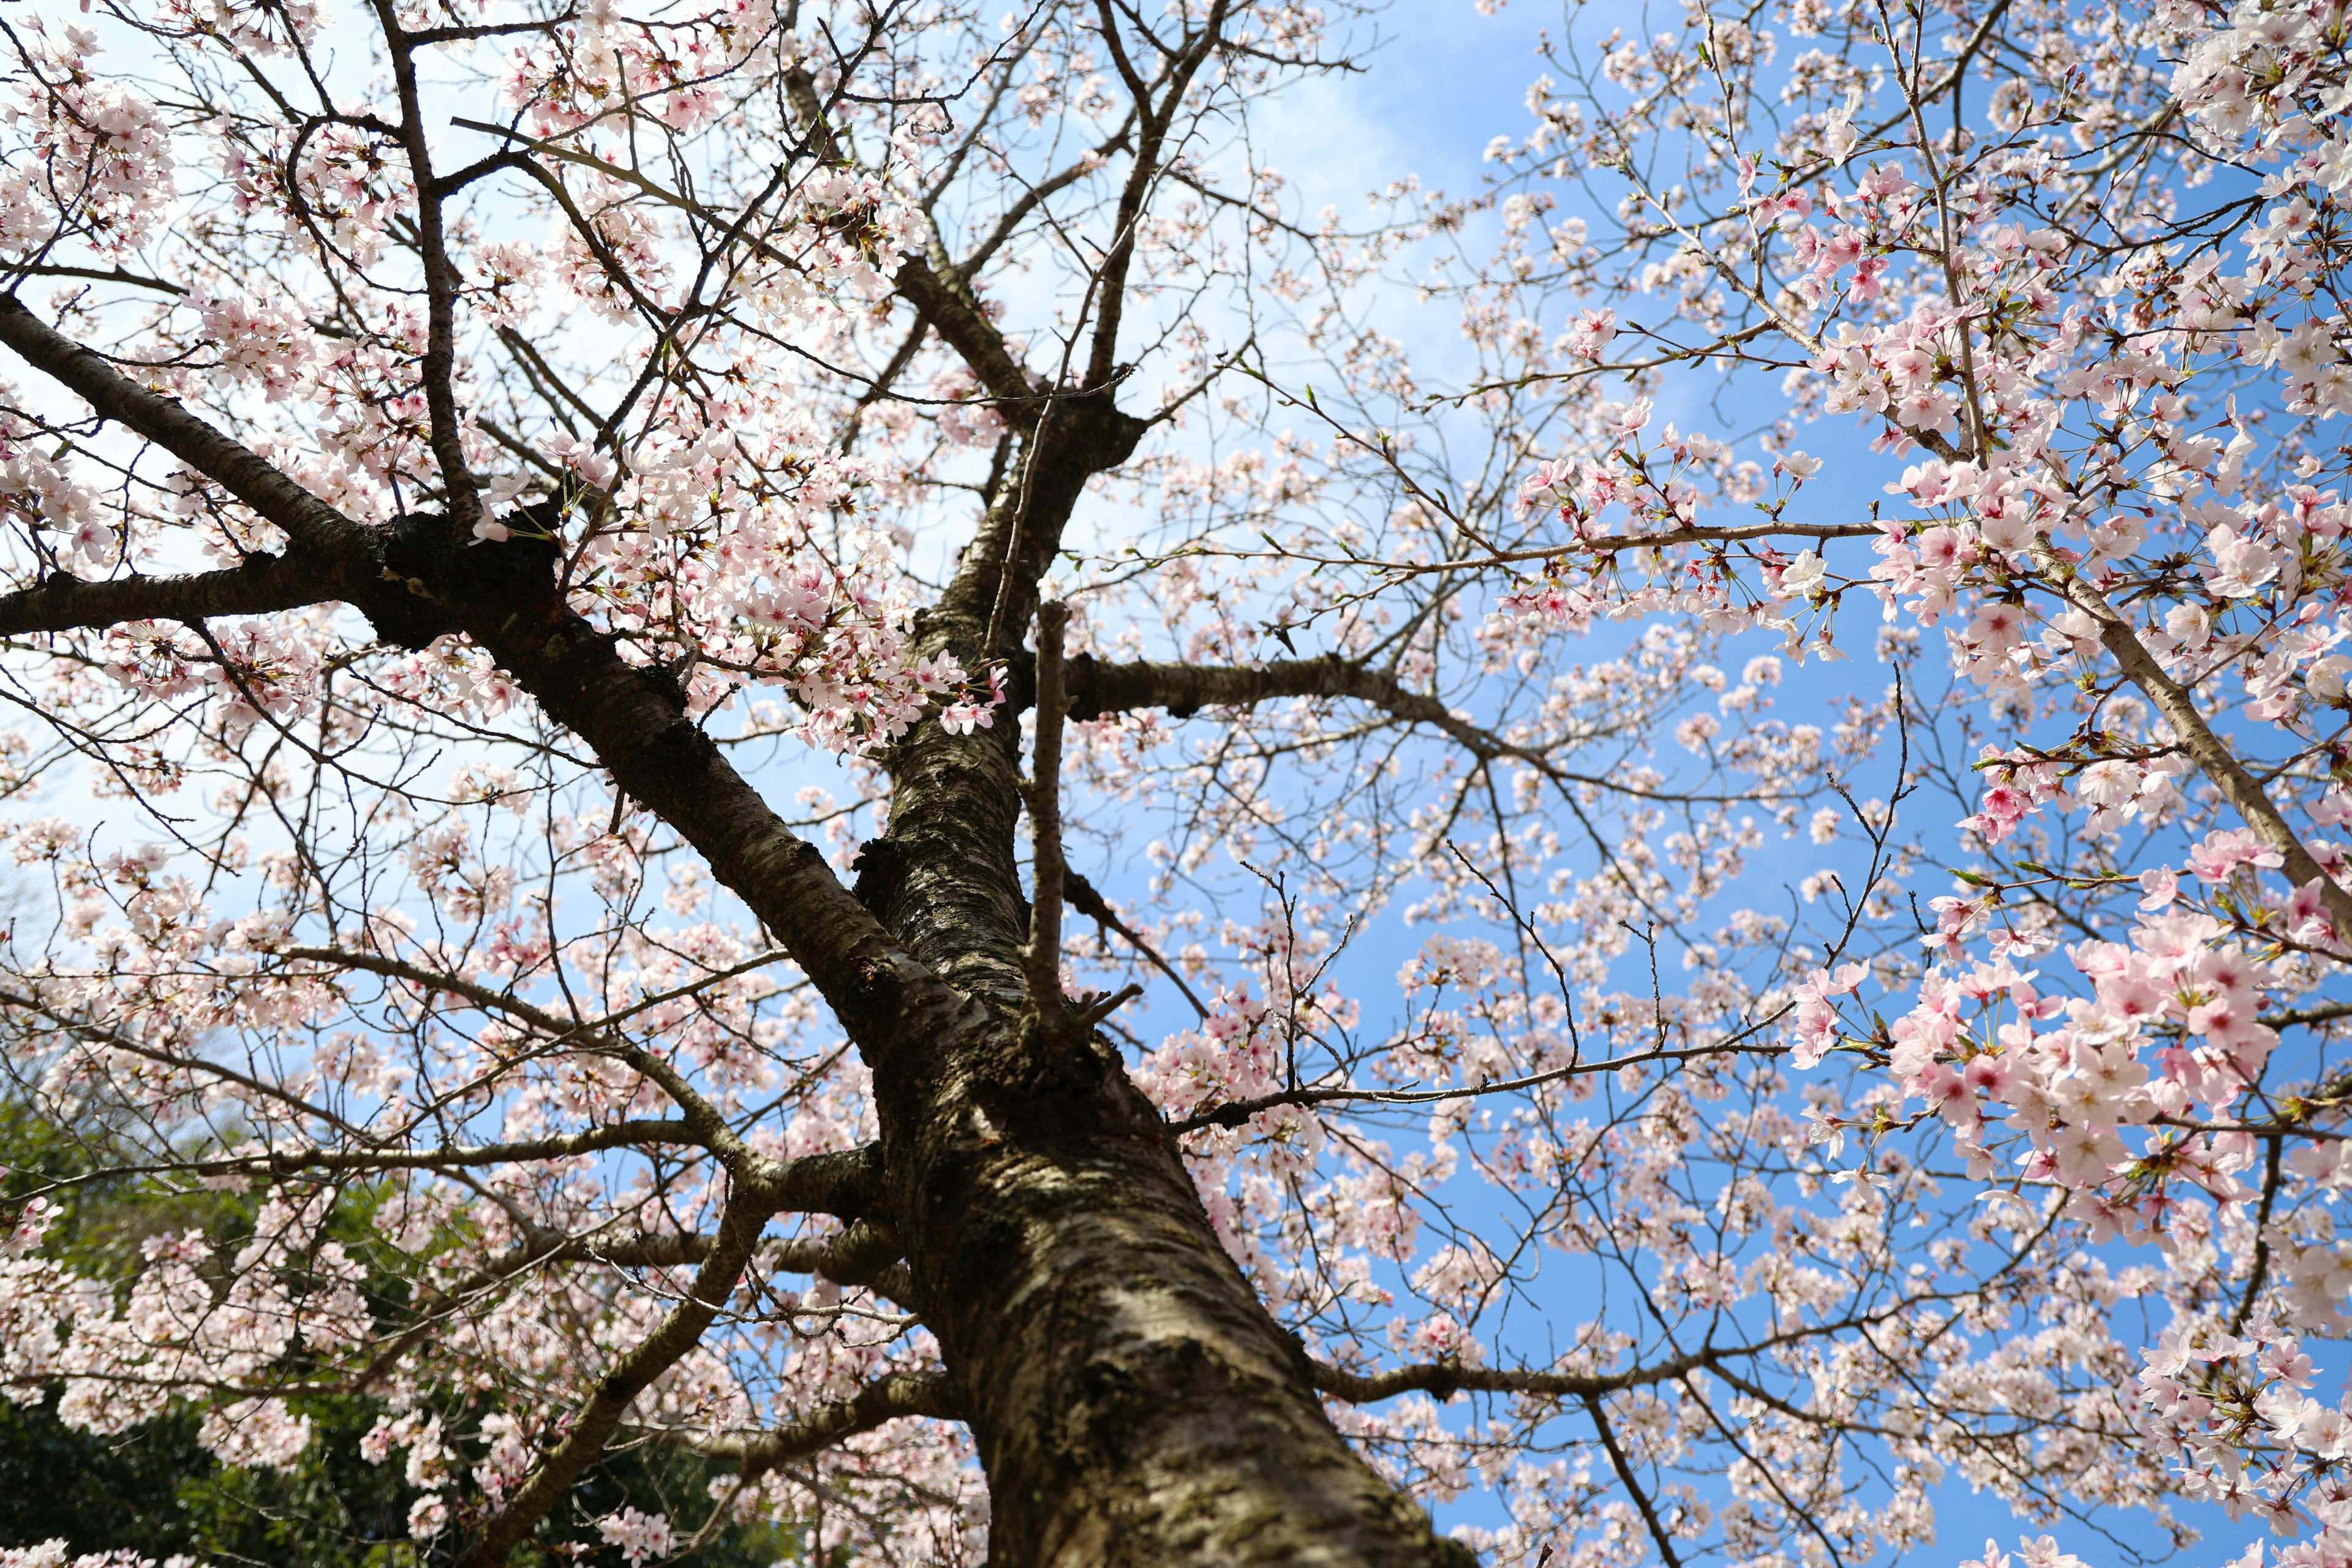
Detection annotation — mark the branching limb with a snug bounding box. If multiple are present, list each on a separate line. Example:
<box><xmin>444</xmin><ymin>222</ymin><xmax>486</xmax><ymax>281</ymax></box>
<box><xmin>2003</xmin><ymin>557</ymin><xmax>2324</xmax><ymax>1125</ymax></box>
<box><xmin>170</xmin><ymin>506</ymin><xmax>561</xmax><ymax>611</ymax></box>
<box><xmin>894</xmin><ymin>251</ymin><xmax>1042</xmax><ymax>424</ymax></box>
<box><xmin>2262</xmin><ymin>998</ymin><xmax>2352</xmax><ymax>1030</ymax></box>
<box><xmin>690</xmin><ymin>1369</ymin><xmax>962</xmax><ymax>1483</ymax></box>
<box><xmin>467</xmin><ymin>1219</ymin><xmax>907</xmax><ymax>1295</ymax></box>
<box><xmin>959</xmin><ymin>123</ymin><xmax>1137</xmax><ymax>276</ymax></box>
<box><xmin>1310</xmin><ymin>1298</ymin><xmax>1955</xmax><ymax>1406</ymax></box>
<box><xmin>368</xmin><ymin>0</ymin><xmax>481</xmax><ymax>532</ymax></box>
<box><xmin>0</xmin><ymin>298</ymin><xmax>374</xmax><ymax>569</ymax></box>
<box><xmin>1312</xmin><ymin>1346</ymin><xmax>1714</xmax><ymax>1404</ymax></box>
<box><xmin>1630</xmin><ymin>162</ymin><xmax>2352</xmax><ymax>936</ymax></box>
<box><xmin>1066</xmin><ymin>653</ymin><xmax>1725</xmax><ymax>801</ymax></box>
<box><xmin>2231</xmin><ymin>1134</ymin><xmax>2286</xmax><ymax>1335</ymax></box>
<box><xmin>347</xmin><ymin>1219</ymin><xmax>910</xmax><ymax>1397</ymax></box>
<box><xmin>273</xmin><ymin>943</ymin><xmax>868</xmax><ymax>1202</ymax></box>
<box><xmin>0</xmin><ymin>292</ymin><xmax>982</xmax><ymax>1130</ymax></box>
<box><xmin>1083</xmin><ymin>0</ymin><xmax>1232</xmax><ymax>390</ymax></box>
<box><xmin>185</xmin><ymin>1120</ymin><xmax>697</xmax><ymax>1177</ymax></box>
<box><xmin>2045</xmin><ymin>544</ymin><xmax>2352</xmax><ymax>935</ymax></box>
<box><xmin>0</xmin><ymin>552</ymin><xmax>339</xmax><ymax>635</ymax></box>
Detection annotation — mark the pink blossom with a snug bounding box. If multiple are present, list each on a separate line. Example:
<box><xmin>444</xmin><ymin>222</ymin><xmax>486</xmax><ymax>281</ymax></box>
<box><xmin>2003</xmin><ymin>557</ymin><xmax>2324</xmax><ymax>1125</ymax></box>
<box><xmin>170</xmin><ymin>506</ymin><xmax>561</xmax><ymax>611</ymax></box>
<box><xmin>597</xmin><ymin>1508</ymin><xmax>674</xmax><ymax>1567</ymax></box>
<box><xmin>2188</xmin><ymin>829</ymin><xmax>2285</xmax><ymax>883</ymax></box>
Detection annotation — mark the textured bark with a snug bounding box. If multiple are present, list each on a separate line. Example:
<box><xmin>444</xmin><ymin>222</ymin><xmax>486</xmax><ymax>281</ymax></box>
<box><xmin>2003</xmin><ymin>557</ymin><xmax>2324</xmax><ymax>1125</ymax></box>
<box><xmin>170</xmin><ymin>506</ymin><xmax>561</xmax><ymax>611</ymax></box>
<box><xmin>896</xmin><ymin>251</ymin><xmax>1044</xmax><ymax>429</ymax></box>
<box><xmin>878</xmin><ymin>1028</ymin><xmax>1474</xmax><ymax>1566</ymax></box>
<box><xmin>0</xmin><ymin>295</ymin><xmax>1474</xmax><ymax>1566</ymax></box>
<box><xmin>1067</xmin><ymin>650</ymin><xmax>1417</xmax><ymax>722</ymax></box>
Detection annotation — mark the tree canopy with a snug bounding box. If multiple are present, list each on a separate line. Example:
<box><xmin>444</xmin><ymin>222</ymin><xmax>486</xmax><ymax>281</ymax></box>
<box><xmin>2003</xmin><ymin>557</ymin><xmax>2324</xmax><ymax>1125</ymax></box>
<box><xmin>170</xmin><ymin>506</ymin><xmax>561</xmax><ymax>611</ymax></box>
<box><xmin>0</xmin><ymin>0</ymin><xmax>2347</xmax><ymax>1565</ymax></box>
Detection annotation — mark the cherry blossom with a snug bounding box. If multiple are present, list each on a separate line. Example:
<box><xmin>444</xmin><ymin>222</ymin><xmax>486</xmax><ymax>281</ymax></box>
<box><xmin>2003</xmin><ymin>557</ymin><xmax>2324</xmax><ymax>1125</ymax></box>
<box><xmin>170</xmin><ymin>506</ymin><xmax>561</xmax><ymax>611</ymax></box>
<box><xmin>10</xmin><ymin>0</ymin><xmax>2352</xmax><ymax>1563</ymax></box>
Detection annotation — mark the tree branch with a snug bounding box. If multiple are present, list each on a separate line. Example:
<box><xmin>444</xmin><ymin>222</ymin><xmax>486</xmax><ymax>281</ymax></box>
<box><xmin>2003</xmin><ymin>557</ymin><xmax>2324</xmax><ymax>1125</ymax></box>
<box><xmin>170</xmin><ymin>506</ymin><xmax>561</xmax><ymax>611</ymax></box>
<box><xmin>1066</xmin><ymin>870</ymin><xmax>1209</xmax><ymax>1019</ymax></box>
<box><xmin>2261</xmin><ymin>998</ymin><xmax>2352</xmax><ymax>1030</ymax></box>
<box><xmin>1587</xmin><ymin>1391</ymin><xmax>1687</xmax><ymax>1568</ymax></box>
<box><xmin>1310</xmin><ymin>1348</ymin><xmax>1713</xmax><ymax>1404</ymax></box>
<box><xmin>184</xmin><ymin>1120</ymin><xmax>696</xmax><ymax>1177</ymax></box>
<box><xmin>1065</xmin><ymin>652</ymin><xmax>1737</xmax><ymax>803</ymax></box>
<box><xmin>1083</xmin><ymin>0</ymin><xmax>1230</xmax><ymax>389</ymax></box>
<box><xmin>1308</xmin><ymin>1313</ymin><xmax>1924</xmax><ymax>1405</ymax></box>
<box><xmin>453</xmin><ymin>1188</ymin><xmax>775</xmax><ymax>1568</ymax></box>
<box><xmin>0</xmin><ymin>298</ymin><xmax>374</xmax><ymax>568</ymax></box>
<box><xmin>474</xmin><ymin>1218</ymin><xmax>905</xmax><ymax>1294</ymax></box>
<box><xmin>0</xmin><ymin>288</ymin><xmax>974</xmax><ymax>1176</ymax></box>
<box><xmin>0</xmin><ymin>552</ymin><xmax>339</xmax><ymax>635</ymax></box>
<box><xmin>892</xmin><ymin>250</ymin><xmax>1041</xmax><ymax>426</ymax></box>
<box><xmin>693</xmin><ymin>1369</ymin><xmax>962</xmax><ymax>1483</ymax></box>
<box><xmin>2050</xmin><ymin>546</ymin><xmax>2352</xmax><ymax>936</ymax></box>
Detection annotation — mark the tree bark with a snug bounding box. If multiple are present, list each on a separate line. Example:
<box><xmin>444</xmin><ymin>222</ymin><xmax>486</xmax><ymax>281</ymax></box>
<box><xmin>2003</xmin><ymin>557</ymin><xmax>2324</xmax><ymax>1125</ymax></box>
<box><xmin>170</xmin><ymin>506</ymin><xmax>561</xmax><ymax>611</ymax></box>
<box><xmin>884</xmin><ymin>1027</ymin><xmax>1472</xmax><ymax>1566</ymax></box>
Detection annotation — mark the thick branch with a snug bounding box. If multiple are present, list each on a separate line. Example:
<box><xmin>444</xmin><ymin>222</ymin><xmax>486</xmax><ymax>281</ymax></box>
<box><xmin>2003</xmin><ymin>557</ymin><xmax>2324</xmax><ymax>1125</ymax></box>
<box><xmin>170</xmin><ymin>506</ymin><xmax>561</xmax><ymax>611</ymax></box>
<box><xmin>765</xmin><ymin>1216</ymin><xmax>905</xmax><ymax>1291</ymax></box>
<box><xmin>1310</xmin><ymin>1346</ymin><xmax>1727</xmax><ymax>1404</ymax></box>
<box><xmin>777</xmin><ymin>57</ymin><xmax>1038</xmax><ymax>426</ymax></box>
<box><xmin>187</xmin><ymin>1120</ymin><xmax>695</xmax><ymax>1177</ymax></box>
<box><xmin>895</xmin><ymin>252</ymin><xmax>1040</xmax><ymax>426</ymax></box>
<box><xmin>0</xmin><ymin>288</ymin><xmax>957</xmax><ymax>1180</ymax></box>
<box><xmin>1069</xmin><ymin>650</ymin><xmax>1414</xmax><ymax>721</ymax></box>
<box><xmin>693</xmin><ymin>1369</ymin><xmax>962</xmax><ymax>1483</ymax></box>
<box><xmin>1067</xmin><ymin>652</ymin><xmax>1640</xmax><ymax>790</ymax></box>
<box><xmin>480</xmin><ymin>1218</ymin><xmax>905</xmax><ymax>1293</ymax></box>
<box><xmin>0</xmin><ymin>553</ymin><xmax>337</xmax><ymax>635</ymax></box>
<box><xmin>2261</xmin><ymin>998</ymin><xmax>2352</xmax><ymax>1030</ymax></box>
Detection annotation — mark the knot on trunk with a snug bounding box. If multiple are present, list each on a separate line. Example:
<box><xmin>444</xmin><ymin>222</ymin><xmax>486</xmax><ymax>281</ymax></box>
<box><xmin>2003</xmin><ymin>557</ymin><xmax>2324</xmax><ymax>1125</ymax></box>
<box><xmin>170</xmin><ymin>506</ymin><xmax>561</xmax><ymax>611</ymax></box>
<box><xmin>851</xmin><ymin>836</ymin><xmax>911</xmax><ymax>914</ymax></box>
<box><xmin>1049</xmin><ymin>391</ymin><xmax>1150</xmax><ymax>473</ymax></box>
<box><xmin>366</xmin><ymin>502</ymin><xmax>566</xmax><ymax>649</ymax></box>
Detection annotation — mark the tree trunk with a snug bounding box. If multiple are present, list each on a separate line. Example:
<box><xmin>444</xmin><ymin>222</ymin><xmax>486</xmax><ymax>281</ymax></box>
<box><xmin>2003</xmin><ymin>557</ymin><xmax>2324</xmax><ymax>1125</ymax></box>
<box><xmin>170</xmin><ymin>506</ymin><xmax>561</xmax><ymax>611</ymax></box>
<box><xmin>881</xmin><ymin>1013</ymin><xmax>1474</xmax><ymax>1566</ymax></box>
<box><xmin>848</xmin><ymin>393</ymin><xmax>1471</xmax><ymax>1564</ymax></box>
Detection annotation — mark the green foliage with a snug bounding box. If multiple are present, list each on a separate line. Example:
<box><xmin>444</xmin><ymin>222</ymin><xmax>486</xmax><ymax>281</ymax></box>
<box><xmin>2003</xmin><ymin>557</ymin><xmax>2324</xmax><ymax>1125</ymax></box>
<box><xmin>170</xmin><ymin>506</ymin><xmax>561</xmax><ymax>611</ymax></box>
<box><xmin>0</xmin><ymin>1392</ymin><xmax>418</xmax><ymax>1568</ymax></box>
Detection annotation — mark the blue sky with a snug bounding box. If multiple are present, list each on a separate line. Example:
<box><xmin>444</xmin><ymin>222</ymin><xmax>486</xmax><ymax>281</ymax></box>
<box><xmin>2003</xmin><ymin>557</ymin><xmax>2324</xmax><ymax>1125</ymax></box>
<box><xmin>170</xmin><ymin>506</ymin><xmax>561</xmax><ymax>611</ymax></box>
<box><xmin>1156</xmin><ymin>5</ymin><xmax>2241</xmax><ymax>1562</ymax></box>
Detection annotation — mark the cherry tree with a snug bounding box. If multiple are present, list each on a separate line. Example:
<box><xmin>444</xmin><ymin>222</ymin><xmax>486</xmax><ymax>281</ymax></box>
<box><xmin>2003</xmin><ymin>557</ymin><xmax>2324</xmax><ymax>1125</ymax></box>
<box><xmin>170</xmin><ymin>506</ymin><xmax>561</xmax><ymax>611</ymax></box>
<box><xmin>1</xmin><ymin>0</ymin><xmax>2348</xmax><ymax>1563</ymax></box>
